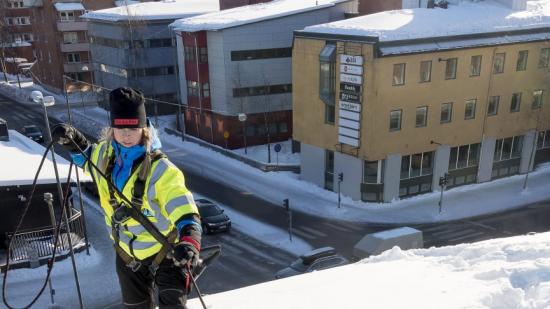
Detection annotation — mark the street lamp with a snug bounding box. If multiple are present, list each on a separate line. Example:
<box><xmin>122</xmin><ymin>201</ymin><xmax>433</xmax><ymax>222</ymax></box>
<box><xmin>31</xmin><ymin>90</ymin><xmax>84</xmax><ymax>308</ymax></box>
<box><xmin>238</xmin><ymin>113</ymin><xmax>247</xmax><ymax>154</ymax></box>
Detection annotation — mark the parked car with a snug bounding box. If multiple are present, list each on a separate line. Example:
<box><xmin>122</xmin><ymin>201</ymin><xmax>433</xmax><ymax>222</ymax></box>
<box><xmin>196</xmin><ymin>199</ymin><xmax>231</xmax><ymax>234</ymax></box>
<box><xmin>22</xmin><ymin>125</ymin><xmax>44</xmax><ymax>143</ymax></box>
<box><xmin>275</xmin><ymin>246</ymin><xmax>348</xmax><ymax>279</ymax></box>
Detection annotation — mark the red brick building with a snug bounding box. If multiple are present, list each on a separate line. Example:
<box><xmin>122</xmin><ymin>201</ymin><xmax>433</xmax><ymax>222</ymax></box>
<box><xmin>1</xmin><ymin>0</ymin><xmax>34</xmax><ymax>74</ymax></box>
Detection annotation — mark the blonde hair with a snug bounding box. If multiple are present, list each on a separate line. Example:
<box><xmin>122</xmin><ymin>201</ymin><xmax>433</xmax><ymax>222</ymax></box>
<box><xmin>100</xmin><ymin>126</ymin><xmax>152</xmax><ymax>152</ymax></box>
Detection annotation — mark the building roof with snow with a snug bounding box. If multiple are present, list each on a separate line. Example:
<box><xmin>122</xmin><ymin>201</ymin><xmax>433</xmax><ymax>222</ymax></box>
<box><xmin>171</xmin><ymin>0</ymin><xmax>353</xmax><ymax>32</ymax></box>
<box><xmin>82</xmin><ymin>0</ymin><xmax>220</xmax><ymax>22</ymax></box>
<box><xmin>298</xmin><ymin>0</ymin><xmax>550</xmax><ymax>55</ymax></box>
<box><xmin>0</xmin><ymin>130</ymin><xmax>91</xmax><ymax>186</ymax></box>
<box><xmin>54</xmin><ymin>2</ymin><xmax>85</xmax><ymax>12</ymax></box>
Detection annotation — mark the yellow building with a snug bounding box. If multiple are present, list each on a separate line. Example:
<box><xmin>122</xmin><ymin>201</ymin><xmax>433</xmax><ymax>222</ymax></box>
<box><xmin>292</xmin><ymin>1</ymin><xmax>550</xmax><ymax>203</ymax></box>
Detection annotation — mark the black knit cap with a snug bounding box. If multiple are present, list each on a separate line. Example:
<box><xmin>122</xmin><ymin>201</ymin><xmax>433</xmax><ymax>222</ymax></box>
<box><xmin>109</xmin><ymin>87</ymin><xmax>146</xmax><ymax>128</ymax></box>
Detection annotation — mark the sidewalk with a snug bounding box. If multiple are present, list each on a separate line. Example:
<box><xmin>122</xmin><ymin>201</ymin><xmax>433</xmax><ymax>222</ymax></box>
<box><xmin>3</xmin><ymin>78</ymin><xmax>550</xmax><ymax>225</ymax></box>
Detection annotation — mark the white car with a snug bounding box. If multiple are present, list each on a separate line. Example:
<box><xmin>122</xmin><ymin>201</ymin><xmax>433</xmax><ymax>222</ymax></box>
<box><xmin>275</xmin><ymin>247</ymin><xmax>348</xmax><ymax>279</ymax></box>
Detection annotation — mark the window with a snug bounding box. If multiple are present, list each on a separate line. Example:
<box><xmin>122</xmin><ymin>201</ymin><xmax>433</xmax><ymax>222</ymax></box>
<box><xmin>537</xmin><ymin>130</ymin><xmax>550</xmax><ymax>149</ymax></box>
<box><xmin>401</xmin><ymin>152</ymin><xmax>433</xmax><ymax>179</ymax></box>
<box><xmin>187</xmin><ymin>81</ymin><xmax>199</xmax><ymax>97</ymax></box>
<box><xmin>233</xmin><ymin>84</ymin><xmax>292</xmax><ymax>97</ymax></box>
<box><xmin>199</xmin><ymin>47</ymin><xmax>208</xmax><ymax>63</ymax></box>
<box><xmin>510</xmin><ymin>93</ymin><xmax>521</xmax><ymax>112</ymax></box>
<box><xmin>440</xmin><ymin>102</ymin><xmax>452</xmax><ymax>123</ymax></box>
<box><xmin>325</xmin><ymin>104</ymin><xmax>335</xmax><ymax>124</ymax></box>
<box><xmin>60</xmin><ymin>11</ymin><xmax>75</xmax><ymax>21</ymax></box>
<box><xmin>538</xmin><ymin>48</ymin><xmax>550</xmax><ymax>68</ymax></box>
<box><xmin>449</xmin><ymin>143</ymin><xmax>480</xmax><ymax>170</ymax></box>
<box><xmin>184</xmin><ymin>46</ymin><xmax>196</xmax><ymax>62</ymax></box>
<box><xmin>324</xmin><ymin>150</ymin><xmax>334</xmax><ymax>191</ymax></box>
<box><xmin>415</xmin><ymin>106</ymin><xmax>428</xmax><ymax>127</ymax></box>
<box><xmin>493</xmin><ymin>53</ymin><xmax>505</xmax><ymax>74</ymax></box>
<box><xmin>516</xmin><ymin>50</ymin><xmax>528</xmax><ymax>71</ymax></box>
<box><xmin>470</xmin><ymin>55</ymin><xmax>482</xmax><ymax>76</ymax></box>
<box><xmin>494</xmin><ymin>136</ymin><xmax>523</xmax><ymax>161</ymax></box>
<box><xmin>63</xmin><ymin>32</ymin><xmax>78</xmax><ymax>44</ymax></box>
<box><xmin>231</xmin><ymin>47</ymin><xmax>292</xmax><ymax>61</ymax></box>
<box><xmin>389</xmin><ymin>109</ymin><xmax>402</xmax><ymax>131</ymax></box>
<box><xmin>202</xmin><ymin>83</ymin><xmax>210</xmax><ymax>98</ymax></box>
<box><xmin>419</xmin><ymin>61</ymin><xmax>431</xmax><ymax>82</ymax></box>
<box><xmin>363</xmin><ymin>161</ymin><xmax>384</xmax><ymax>184</ymax></box>
<box><xmin>393</xmin><ymin>63</ymin><xmax>405</xmax><ymax>85</ymax></box>
<box><xmin>465</xmin><ymin>99</ymin><xmax>476</xmax><ymax>120</ymax></box>
<box><xmin>319</xmin><ymin>43</ymin><xmax>336</xmax><ymax>107</ymax></box>
<box><xmin>66</xmin><ymin>53</ymin><xmax>80</xmax><ymax>63</ymax></box>
<box><xmin>532</xmin><ymin>90</ymin><xmax>543</xmax><ymax>109</ymax></box>
<box><xmin>487</xmin><ymin>96</ymin><xmax>500</xmax><ymax>116</ymax></box>
<box><xmin>279</xmin><ymin>122</ymin><xmax>288</xmax><ymax>134</ymax></box>
<box><xmin>445</xmin><ymin>58</ymin><xmax>457</xmax><ymax>80</ymax></box>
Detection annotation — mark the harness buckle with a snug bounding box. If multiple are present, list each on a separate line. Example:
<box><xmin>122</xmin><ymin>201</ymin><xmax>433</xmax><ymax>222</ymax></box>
<box><xmin>149</xmin><ymin>263</ymin><xmax>159</xmax><ymax>277</ymax></box>
<box><xmin>127</xmin><ymin>259</ymin><xmax>142</xmax><ymax>272</ymax></box>
<box><xmin>112</xmin><ymin>204</ymin><xmax>132</xmax><ymax>225</ymax></box>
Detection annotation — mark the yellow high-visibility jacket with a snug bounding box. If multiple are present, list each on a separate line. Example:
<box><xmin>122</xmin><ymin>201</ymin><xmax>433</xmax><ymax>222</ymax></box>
<box><xmin>84</xmin><ymin>140</ymin><xmax>198</xmax><ymax>260</ymax></box>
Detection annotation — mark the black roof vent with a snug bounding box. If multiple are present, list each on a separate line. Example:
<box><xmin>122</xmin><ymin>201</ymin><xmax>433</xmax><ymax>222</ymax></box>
<box><xmin>0</xmin><ymin>118</ymin><xmax>9</xmax><ymax>142</ymax></box>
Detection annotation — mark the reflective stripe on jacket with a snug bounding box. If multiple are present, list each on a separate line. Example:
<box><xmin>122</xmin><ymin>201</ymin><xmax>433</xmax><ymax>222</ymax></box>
<box><xmin>85</xmin><ymin>140</ymin><xmax>198</xmax><ymax>260</ymax></box>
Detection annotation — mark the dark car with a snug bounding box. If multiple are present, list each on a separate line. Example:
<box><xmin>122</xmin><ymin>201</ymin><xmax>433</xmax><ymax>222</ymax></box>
<box><xmin>22</xmin><ymin>125</ymin><xmax>44</xmax><ymax>143</ymax></box>
<box><xmin>196</xmin><ymin>199</ymin><xmax>231</xmax><ymax>234</ymax></box>
<box><xmin>275</xmin><ymin>247</ymin><xmax>348</xmax><ymax>279</ymax></box>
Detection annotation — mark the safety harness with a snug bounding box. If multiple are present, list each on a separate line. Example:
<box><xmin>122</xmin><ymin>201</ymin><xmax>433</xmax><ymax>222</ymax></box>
<box><xmin>104</xmin><ymin>148</ymin><xmax>177</xmax><ymax>275</ymax></box>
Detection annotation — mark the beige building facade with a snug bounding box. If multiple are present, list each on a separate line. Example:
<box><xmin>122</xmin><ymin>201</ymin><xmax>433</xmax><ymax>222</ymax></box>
<box><xmin>293</xmin><ymin>26</ymin><xmax>550</xmax><ymax>203</ymax></box>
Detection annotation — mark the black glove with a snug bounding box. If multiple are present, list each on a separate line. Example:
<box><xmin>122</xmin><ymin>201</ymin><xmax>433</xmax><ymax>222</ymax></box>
<box><xmin>172</xmin><ymin>236</ymin><xmax>200</xmax><ymax>268</ymax></box>
<box><xmin>51</xmin><ymin>123</ymin><xmax>88</xmax><ymax>152</ymax></box>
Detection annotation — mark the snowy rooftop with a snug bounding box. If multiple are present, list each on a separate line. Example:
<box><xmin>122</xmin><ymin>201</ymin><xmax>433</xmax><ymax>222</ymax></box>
<box><xmin>171</xmin><ymin>0</ymin><xmax>351</xmax><ymax>32</ymax></box>
<box><xmin>0</xmin><ymin>130</ymin><xmax>91</xmax><ymax>186</ymax></box>
<box><xmin>82</xmin><ymin>0</ymin><xmax>220</xmax><ymax>22</ymax></box>
<box><xmin>302</xmin><ymin>0</ymin><xmax>550</xmax><ymax>42</ymax></box>
<box><xmin>53</xmin><ymin>3</ymin><xmax>85</xmax><ymax>12</ymax></box>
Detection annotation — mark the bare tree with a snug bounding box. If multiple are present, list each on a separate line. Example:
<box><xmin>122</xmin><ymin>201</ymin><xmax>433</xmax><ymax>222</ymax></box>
<box><xmin>0</xmin><ymin>0</ymin><xmax>11</xmax><ymax>82</ymax></box>
<box><xmin>261</xmin><ymin>69</ymin><xmax>272</xmax><ymax>163</ymax></box>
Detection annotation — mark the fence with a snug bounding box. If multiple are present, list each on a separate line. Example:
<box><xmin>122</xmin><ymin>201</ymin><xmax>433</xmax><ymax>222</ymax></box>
<box><xmin>6</xmin><ymin>208</ymin><xmax>86</xmax><ymax>264</ymax></box>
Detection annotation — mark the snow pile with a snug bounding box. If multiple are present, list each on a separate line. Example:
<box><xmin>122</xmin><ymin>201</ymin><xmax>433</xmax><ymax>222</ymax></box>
<box><xmin>171</xmin><ymin>0</ymin><xmax>350</xmax><ymax>32</ymax></box>
<box><xmin>303</xmin><ymin>0</ymin><xmax>550</xmax><ymax>41</ymax></box>
<box><xmin>82</xmin><ymin>0</ymin><xmax>220</xmax><ymax>22</ymax></box>
<box><xmin>189</xmin><ymin>232</ymin><xmax>550</xmax><ymax>309</ymax></box>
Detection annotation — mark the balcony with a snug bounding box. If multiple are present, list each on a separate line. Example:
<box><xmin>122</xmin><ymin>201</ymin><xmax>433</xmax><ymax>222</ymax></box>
<box><xmin>23</xmin><ymin>0</ymin><xmax>43</xmax><ymax>6</ymax></box>
<box><xmin>56</xmin><ymin>21</ymin><xmax>87</xmax><ymax>32</ymax></box>
<box><xmin>60</xmin><ymin>42</ymin><xmax>89</xmax><ymax>53</ymax></box>
<box><xmin>64</xmin><ymin>62</ymin><xmax>91</xmax><ymax>73</ymax></box>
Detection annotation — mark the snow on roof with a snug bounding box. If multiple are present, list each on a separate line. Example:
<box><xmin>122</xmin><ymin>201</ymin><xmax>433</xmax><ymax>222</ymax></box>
<box><xmin>171</xmin><ymin>0</ymin><xmax>352</xmax><ymax>32</ymax></box>
<box><xmin>53</xmin><ymin>2</ymin><xmax>85</xmax><ymax>12</ymax></box>
<box><xmin>302</xmin><ymin>0</ymin><xmax>550</xmax><ymax>43</ymax></box>
<box><xmin>0</xmin><ymin>130</ymin><xmax>91</xmax><ymax>186</ymax></box>
<box><xmin>82</xmin><ymin>0</ymin><xmax>220</xmax><ymax>22</ymax></box>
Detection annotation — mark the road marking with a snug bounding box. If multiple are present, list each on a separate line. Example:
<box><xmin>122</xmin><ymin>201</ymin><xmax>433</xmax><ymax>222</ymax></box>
<box><xmin>323</xmin><ymin>221</ymin><xmax>363</xmax><ymax>232</ymax></box>
<box><xmin>448</xmin><ymin>231</ymin><xmax>485</xmax><ymax>243</ymax></box>
<box><xmin>291</xmin><ymin>229</ymin><xmax>316</xmax><ymax>240</ymax></box>
<box><xmin>298</xmin><ymin>226</ymin><xmax>327</xmax><ymax>237</ymax></box>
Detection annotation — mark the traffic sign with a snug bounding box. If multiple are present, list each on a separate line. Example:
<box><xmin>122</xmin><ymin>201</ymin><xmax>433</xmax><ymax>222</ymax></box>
<box><xmin>223</xmin><ymin>131</ymin><xmax>229</xmax><ymax>139</ymax></box>
<box><xmin>274</xmin><ymin>144</ymin><xmax>282</xmax><ymax>153</ymax></box>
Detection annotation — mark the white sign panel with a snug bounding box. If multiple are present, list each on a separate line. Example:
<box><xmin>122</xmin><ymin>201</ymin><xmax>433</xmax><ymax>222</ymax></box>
<box><xmin>339</xmin><ymin>101</ymin><xmax>361</xmax><ymax>113</ymax></box>
<box><xmin>340</xmin><ymin>73</ymin><xmax>362</xmax><ymax>85</ymax></box>
<box><xmin>340</xmin><ymin>64</ymin><xmax>363</xmax><ymax>75</ymax></box>
<box><xmin>338</xmin><ymin>135</ymin><xmax>359</xmax><ymax>147</ymax></box>
<box><xmin>339</xmin><ymin>118</ymin><xmax>360</xmax><ymax>130</ymax></box>
<box><xmin>339</xmin><ymin>109</ymin><xmax>360</xmax><ymax>121</ymax></box>
<box><xmin>339</xmin><ymin>126</ymin><xmax>360</xmax><ymax>139</ymax></box>
<box><xmin>340</xmin><ymin>54</ymin><xmax>363</xmax><ymax>66</ymax></box>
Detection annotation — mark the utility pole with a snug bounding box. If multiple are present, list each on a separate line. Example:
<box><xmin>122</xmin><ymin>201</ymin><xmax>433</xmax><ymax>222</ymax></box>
<box><xmin>337</xmin><ymin>172</ymin><xmax>343</xmax><ymax>208</ymax></box>
<box><xmin>283</xmin><ymin>199</ymin><xmax>292</xmax><ymax>242</ymax></box>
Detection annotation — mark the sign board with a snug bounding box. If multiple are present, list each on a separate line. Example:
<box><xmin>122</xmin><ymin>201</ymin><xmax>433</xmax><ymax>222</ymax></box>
<box><xmin>339</xmin><ymin>127</ymin><xmax>360</xmax><ymax>139</ymax></box>
<box><xmin>340</xmin><ymin>54</ymin><xmax>363</xmax><ymax>66</ymax></box>
<box><xmin>340</xmin><ymin>92</ymin><xmax>360</xmax><ymax>103</ymax></box>
<box><xmin>223</xmin><ymin>131</ymin><xmax>229</xmax><ymax>139</ymax></box>
<box><xmin>274</xmin><ymin>144</ymin><xmax>282</xmax><ymax>153</ymax></box>
<box><xmin>340</xmin><ymin>109</ymin><xmax>360</xmax><ymax>121</ymax></box>
<box><xmin>340</xmin><ymin>83</ymin><xmax>361</xmax><ymax>93</ymax></box>
<box><xmin>340</xmin><ymin>73</ymin><xmax>362</xmax><ymax>85</ymax></box>
<box><xmin>339</xmin><ymin>118</ymin><xmax>360</xmax><ymax>130</ymax></box>
<box><xmin>338</xmin><ymin>135</ymin><xmax>359</xmax><ymax>147</ymax></box>
<box><xmin>340</xmin><ymin>64</ymin><xmax>363</xmax><ymax>75</ymax></box>
<box><xmin>339</xmin><ymin>101</ymin><xmax>361</xmax><ymax>113</ymax></box>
